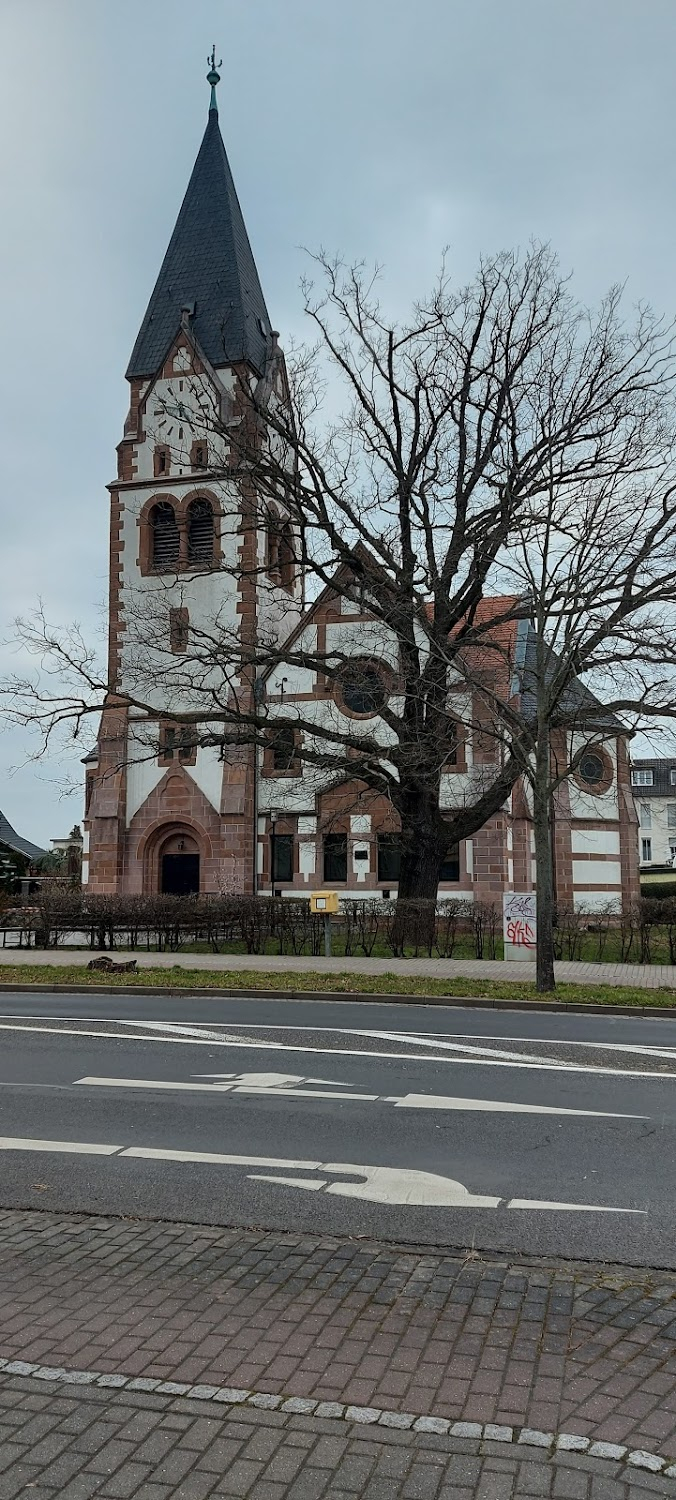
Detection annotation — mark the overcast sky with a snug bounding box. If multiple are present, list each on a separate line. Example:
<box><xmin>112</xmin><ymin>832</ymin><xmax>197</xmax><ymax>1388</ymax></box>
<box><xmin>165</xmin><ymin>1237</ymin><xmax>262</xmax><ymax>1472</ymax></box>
<box><xmin>2</xmin><ymin>0</ymin><xmax>676</xmax><ymax>843</ymax></box>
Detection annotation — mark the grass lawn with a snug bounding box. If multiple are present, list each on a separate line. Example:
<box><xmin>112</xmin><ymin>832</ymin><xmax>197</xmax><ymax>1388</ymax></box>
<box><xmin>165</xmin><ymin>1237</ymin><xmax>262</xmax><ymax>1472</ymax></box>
<box><xmin>1</xmin><ymin>964</ymin><xmax>676</xmax><ymax>1007</ymax></box>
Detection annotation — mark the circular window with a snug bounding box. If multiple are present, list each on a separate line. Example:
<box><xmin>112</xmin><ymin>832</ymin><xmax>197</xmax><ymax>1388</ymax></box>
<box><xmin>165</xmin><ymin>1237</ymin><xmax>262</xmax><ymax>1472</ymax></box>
<box><xmin>574</xmin><ymin>747</ymin><xmax>613</xmax><ymax>796</ymax></box>
<box><xmin>338</xmin><ymin>661</ymin><xmax>387</xmax><ymax>717</ymax></box>
<box><xmin>579</xmin><ymin>752</ymin><xmax>605</xmax><ymax>785</ymax></box>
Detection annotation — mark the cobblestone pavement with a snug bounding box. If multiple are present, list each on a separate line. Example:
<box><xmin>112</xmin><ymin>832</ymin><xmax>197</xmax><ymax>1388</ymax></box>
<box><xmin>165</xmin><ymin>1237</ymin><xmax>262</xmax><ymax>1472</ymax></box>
<box><xmin>0</xmin><ymin>1373</ymin><xmax>673</xmax><ymax>1499</ymax></box>
<box><xmin>2</xmin><ymin>947</ymin><xmax>676</xmax><ymax>986</ymax></box>
<box><xmin>1</xmin><ymin>1211</ymin><xmax>676</xmax><ymax>1466</ymax></box>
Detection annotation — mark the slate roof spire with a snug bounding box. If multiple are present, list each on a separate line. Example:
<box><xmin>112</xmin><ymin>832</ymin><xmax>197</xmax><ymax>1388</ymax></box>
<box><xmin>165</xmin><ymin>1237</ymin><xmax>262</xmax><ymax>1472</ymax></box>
<box><xmin>126</xmin><ymin>57</ymin><xmax>273</xmax><ymax>380</ymax></box>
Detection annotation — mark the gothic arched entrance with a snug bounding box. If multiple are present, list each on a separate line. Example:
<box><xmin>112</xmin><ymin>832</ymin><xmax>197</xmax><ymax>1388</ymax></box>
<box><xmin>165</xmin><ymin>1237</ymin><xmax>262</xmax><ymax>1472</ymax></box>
<box><xmin>158</xmin><ymin>831</ymin><xmax>200</xmax><ymax>895</ymax></box>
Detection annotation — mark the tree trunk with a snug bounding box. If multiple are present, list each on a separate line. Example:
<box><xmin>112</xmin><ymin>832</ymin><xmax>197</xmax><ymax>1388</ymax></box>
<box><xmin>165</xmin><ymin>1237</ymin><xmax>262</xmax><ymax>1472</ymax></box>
<box><xmin>391</xmin><ymin>786</ymin><xmax>449</xmax><ymax>952</ymax></box>
<box><xmin>532</xmin><ymin>730</ymin><xmax>556</xmax><ymax>992</ymax></box>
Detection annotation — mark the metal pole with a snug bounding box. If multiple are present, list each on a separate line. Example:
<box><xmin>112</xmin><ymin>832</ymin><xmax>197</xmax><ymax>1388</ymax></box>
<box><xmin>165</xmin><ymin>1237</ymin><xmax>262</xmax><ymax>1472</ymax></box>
<box><xmin>324</xmin><ymin>912</ymin><xmax>332</xmax><ymax>958</ymax></box>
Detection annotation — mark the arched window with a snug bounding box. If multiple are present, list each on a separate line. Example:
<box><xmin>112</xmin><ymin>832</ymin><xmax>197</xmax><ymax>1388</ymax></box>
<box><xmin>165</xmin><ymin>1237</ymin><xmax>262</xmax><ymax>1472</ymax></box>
<box><xmin>445</xmin><ymin>720</ymin><xmax>459</xmax><ymax>767</ymax></box>
<box><xmin>278</xmin><ymin>523</ymin><xmax>295</xmax><ymax>591</ymax></box>
<box><xmin>187</xmin><ymin>498</ymin><xmax>214</xmax><ymax>564</ymax></box>
<box><xmin>266</xmin><ymin>510</ymin><xmax>280</xmax><ymax>579</ymax></box>
<box><xmin>151</xmin><ymin>501</ymin><xmax>179</xmax><ymax>570</ymax></box>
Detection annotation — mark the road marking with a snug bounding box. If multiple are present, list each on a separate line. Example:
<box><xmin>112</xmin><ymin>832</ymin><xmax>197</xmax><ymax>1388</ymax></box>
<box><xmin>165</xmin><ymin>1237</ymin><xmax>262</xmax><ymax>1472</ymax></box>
<box><xmin>0</xmin><ymin>1020</ymin><xmax>674</xmax><ymax>1079</ymax></box>
<box><xmin>506</xmin><ymin>1198</ymin><xmax>637</xmax><ymax>1213</ymax></box>
<box><xmin>74</xmin><ymin>1074</ymin><xmax>644</xmax><ymax>1119</ymax></box>
<box><xmin>0</xmin><ymin>1137</ymin><xmax>119</xmax><ymax>1155</ymax></box>
<box><xmin>0</xmin><ymin>1135</ymin><xmax>646</xmax><ymax>1212</ymax></box>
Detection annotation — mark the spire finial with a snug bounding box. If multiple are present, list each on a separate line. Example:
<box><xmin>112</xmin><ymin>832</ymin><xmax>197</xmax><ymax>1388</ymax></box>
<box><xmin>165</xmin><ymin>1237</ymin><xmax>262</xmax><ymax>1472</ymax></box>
<box><xmin>206</xmin><ymin>45</ymin><xmax>222</xmax><ymax>115</ymax></box>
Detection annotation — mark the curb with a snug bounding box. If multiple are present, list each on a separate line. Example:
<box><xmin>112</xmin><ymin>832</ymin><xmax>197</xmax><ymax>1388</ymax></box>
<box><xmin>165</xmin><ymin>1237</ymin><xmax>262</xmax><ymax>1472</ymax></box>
<box><xmin>1</xmin><ymin>1358</ymin><xmax>673</xmax><ymax>1477</ymax></box>
<box><xmin>0</xmin><ymin>979</ymin><xmax>676</xmax><ymax>1016</ymax></box>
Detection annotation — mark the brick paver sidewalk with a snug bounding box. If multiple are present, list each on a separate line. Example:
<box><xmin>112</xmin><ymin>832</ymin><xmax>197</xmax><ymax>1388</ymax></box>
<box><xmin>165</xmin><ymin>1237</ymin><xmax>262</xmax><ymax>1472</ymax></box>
<box><xmin>0</xmin><ymin>1372</ymin><xmax>672</xmax><ymax>1500</ymax></box>
<box><xmin>2</xmin><ymin>946</ymin><xmax>676</xmax><ymax>987</ymax></box>
<box><xmin>1</xmin><ymin>1211</ymin><xmax>676</xmax><ymax>1497</ymax></box>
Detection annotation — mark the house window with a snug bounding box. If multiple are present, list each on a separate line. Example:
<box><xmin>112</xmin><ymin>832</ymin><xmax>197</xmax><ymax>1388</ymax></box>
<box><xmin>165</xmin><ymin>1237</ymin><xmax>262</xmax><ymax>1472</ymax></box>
<box><xmin>440</xmin><ymin>844</ymin><xmax>461</xmax><ymax>882</ymax></box>
<box><xmin>271</xmin><ymin>726</ymin><xmax>297</xmax><ymax>772</ymax></box>
<box><xmin>641</xmin><ymin>838</ymin><xmax>653</xmax><ymax>863</ymax></box>
<box><xmin>632</xmin><ymin>769</ymin><xmax>654</xmax><ymax>786</ymax></box>
<box><xmin>377</xmin><ymin>834</ymin><xmax>401</xmax><ymax>883</ymax></box>
<box><xmin>671</xmin><ymin>770</ymin><xmax>676</xmax><ymax>786</ymax></box>
<box><xmin>84</xmin><ymin>775</ymin><xmax>95</xmax><ymax>815</ymax></box>
<box><xmin>153</xmin><ymin>446</ymin><xmax>170</xmax><ymax>478</ymax></box>
<box><xmin>640</xmin><ymin>803</ymin><xmax>652</xmax><ymax>829</ymax></box>
<box><xmin>187</xmin><ymin>498</ymin><xmax>215</xmax><ymax>564</ymax></box>
<box><xmin>271</xmin><ymin>833</ymin><xmax>293</xmax><ymax>883</ymax></box>
<box><xmin>323</xmin><ymin>832</ymin><xmax>347</xmax><ymax>883</ymax></box>
<box><xmin>190</xmin><ymin>441</ymin><xmax>207</xmax><ymax>470</ymax></box>
<box><xmin>150</xmin><ymin>501</ymin><xmax>180</xmax><ymax>570</ymax></box>
<box><xmin>668</xmin><ymin>805</ymin><xmax>676</xmax><ymax>829</ymax></box>
<box><xmin>159</xmin><ymin>723</ymin><xmax>197</xmax><ymax>766</ymax></box>
<box><xmin>170</xmin><ymin>607</ymin><xmax>189</xmax><ymax>653</ymax></box>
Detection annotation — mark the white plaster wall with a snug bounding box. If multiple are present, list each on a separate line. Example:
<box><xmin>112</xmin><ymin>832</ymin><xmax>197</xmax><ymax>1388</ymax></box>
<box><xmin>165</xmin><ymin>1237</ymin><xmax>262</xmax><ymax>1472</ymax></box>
<box><xmin>573</xmin><ymin>891</ymin><xmax>622</xmax><ymax>913</ymax></box>
<box><xmin>325</xmin><ymin>620</ymin><xmax>399</xmax><ymax>669</ymax></box>
<box><xmin>299</xmin><ymin>842</ymin><xmax>316</xmax><ymax>881</ymax></box>
<box><xmin>571</xmin><ymin>829</ymin><xmax>620</xmax><ymax>856</ymax></box>
<box><xmin>572</xmin><ymin>860</ymin><xmax>622</xmax><ymax>886</ymax></box>
<box><xmin>126</xmin><ymin>743</ymin><xmax>165</xmax><ymax>825</ymax></box>
<box><xmin>189</xmin><ymin>747</ymin><xmax>223</xmax><ymax>814</ymax></box>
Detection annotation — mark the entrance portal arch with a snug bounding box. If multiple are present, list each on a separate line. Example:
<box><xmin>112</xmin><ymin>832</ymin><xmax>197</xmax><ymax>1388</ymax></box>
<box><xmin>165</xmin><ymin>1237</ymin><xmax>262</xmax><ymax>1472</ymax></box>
<box><xmin>158</xmin><ymin>830</ymin><xmax>200</xmax><ymax>894</ymax></box>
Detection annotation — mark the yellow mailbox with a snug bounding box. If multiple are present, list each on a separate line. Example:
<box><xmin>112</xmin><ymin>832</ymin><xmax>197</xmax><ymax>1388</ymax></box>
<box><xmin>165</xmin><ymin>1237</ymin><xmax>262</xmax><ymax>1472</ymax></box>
<box><xmin>310</xmin><ymin>891</ymin><xmax>340</xmax><ymax>913</ymax></box>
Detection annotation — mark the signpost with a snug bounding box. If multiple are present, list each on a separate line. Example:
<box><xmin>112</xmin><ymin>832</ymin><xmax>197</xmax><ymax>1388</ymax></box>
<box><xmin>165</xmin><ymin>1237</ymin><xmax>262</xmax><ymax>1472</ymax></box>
<box><xmin>502</xmin><ymin>892</ymin><xmax>537</xmax><ymax>960</ymax></box>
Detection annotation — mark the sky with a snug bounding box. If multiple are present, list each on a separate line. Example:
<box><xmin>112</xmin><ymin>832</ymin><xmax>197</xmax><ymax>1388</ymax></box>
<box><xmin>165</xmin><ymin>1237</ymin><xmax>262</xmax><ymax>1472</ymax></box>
<box><xmin>2</xmin><ymin>0</ymin><xmax>676</xmax><ymax>844</ymax></box>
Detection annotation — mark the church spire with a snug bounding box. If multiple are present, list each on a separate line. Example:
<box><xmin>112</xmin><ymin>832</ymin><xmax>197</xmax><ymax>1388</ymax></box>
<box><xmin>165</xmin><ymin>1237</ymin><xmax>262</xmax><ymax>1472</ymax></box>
<box><xmin>125</xmin><ymin>60</ymin><xmax>272</xmax><ymax>381</ymax></box>
<box><xmin>206</xmin><ymin>46</ymin><xmax>222</xmax><ymax>115</ymax></box>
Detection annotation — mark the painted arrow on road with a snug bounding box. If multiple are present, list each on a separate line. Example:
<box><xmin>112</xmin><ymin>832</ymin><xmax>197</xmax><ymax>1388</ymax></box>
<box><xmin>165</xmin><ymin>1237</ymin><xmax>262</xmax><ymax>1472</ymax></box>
<box><xmin>0</xmin><ymin>1136</ymin><xmax>646</xmax><ymax>1214</ymax></box>
<box><xmin>74</xmin><ymin>1072</ymin><xmax>645</xmax><ymax>1118</ymax></box>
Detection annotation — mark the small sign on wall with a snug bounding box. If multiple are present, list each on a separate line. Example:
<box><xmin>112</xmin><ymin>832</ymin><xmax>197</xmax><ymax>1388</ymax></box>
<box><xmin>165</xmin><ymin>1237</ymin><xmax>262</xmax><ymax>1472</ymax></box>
<box><xmin>503</xmin><ymin>892</ymin><xmax>537</xmax><ymax>959</ymax></box>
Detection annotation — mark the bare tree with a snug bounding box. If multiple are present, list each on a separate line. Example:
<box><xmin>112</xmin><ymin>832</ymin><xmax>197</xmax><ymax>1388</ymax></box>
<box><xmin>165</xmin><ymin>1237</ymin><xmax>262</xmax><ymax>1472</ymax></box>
<box><xmin>6</xmin><ymin>250</ymin><xmax>676</xmax><ymax>915</ymax></box>
<box><xmin>460</xmin><ymin>351</ymin><xmax>676</xmax><ymax>987</ymax></box>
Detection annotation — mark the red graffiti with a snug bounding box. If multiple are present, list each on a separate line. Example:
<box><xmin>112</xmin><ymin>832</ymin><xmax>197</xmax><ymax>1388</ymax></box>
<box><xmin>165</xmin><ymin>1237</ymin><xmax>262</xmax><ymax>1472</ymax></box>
<box><xmin>506</xmin><ymin>917</ymin><xmax>536</xmax><ymax>949</ymax></box>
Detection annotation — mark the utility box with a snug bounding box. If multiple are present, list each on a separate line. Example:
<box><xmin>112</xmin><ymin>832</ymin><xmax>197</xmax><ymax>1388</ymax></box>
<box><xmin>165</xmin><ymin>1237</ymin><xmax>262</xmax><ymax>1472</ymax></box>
<box><xmin>310</xmin><ymin>891</ymin><xmax>340</xmax><ymax>913</ymax></box>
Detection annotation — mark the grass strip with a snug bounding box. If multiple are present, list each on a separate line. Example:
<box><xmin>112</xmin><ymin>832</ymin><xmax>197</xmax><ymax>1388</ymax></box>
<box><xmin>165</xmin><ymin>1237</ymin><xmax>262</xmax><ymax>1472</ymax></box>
<box><xmin>0</xmin><ymin>964</ymin><xmax>676</xmax><ymax>1007</ymax></box>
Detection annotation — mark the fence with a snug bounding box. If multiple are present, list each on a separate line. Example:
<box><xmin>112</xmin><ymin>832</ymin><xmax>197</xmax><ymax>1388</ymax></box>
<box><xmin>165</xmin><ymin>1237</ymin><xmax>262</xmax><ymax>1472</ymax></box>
<box><xmin>3</xmin><ymin>889</ymin><xmax>676</xmax><ymax>963</ymax></box>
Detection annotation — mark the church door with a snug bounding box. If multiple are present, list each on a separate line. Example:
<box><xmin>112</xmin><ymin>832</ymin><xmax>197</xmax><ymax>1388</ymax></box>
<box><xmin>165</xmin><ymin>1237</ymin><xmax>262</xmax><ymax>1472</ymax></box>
<box><xmin>161</xmin><ymin>853</ymin><xmax>200</xmax><ymax>895</ymax></box>
<box><xmin>156</xmin><ymin>831</ymin><xmax>201</xmax><ymax>895</ymax></box>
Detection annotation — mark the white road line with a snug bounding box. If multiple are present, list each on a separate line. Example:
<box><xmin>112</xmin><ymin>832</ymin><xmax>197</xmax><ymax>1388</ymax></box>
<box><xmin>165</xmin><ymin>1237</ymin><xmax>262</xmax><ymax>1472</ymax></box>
<box><xmin>74</xmin><ymin>1075</ymin><xmax>645</xmax><ymax>1118</ymax></box>
<box><xmin>0</xmin><ymin>1137</ymin><xmax>119</xmax><ymax>1155</ymax></box>
<box><xmin>4</xmin><ymin>1013</ymin><xmax>676</xmax><ymax>1063</ymax></box>
<box><xmin>0</xmin><ymin>1135</ymin><xmax>646</xmax><ymax>1213</ymax></box>
<box><xmin>0</xmin><ymin>1021</ymin><xmax>673</xmax><ymax>1079</ymax></box>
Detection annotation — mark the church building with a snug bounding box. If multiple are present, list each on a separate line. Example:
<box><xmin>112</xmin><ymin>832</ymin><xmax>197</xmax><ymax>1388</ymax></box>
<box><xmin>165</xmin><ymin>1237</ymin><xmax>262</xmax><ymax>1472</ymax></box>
<box><xmin>83</xmin><ymin>65</ymin><xmax>639</xmax><ymax>914</ymax></box>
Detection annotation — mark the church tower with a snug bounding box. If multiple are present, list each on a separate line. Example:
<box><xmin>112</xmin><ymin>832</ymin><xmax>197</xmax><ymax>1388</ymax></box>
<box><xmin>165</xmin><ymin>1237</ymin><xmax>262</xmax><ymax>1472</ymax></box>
<box><xmin>83</xmin><ymin>57</ymin><xmax>302</xmax><ymax>896</ymax></box>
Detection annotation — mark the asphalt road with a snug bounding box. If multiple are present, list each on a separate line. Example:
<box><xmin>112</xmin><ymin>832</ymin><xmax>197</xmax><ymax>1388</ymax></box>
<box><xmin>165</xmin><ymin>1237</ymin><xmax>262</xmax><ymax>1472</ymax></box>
<box><xmin>0</xmin><ymin>991</ymin><xmax>674</xmax><ymax>1266</ymax></box>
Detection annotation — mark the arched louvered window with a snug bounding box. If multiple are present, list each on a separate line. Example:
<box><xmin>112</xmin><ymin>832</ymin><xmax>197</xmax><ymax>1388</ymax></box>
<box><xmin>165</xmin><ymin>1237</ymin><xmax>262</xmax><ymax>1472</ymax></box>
<box><xmin>279</xmin><ymin>522</ymin><xmax>294</xmax><ymax>591</ymax></box>
<box><xmin>151</xmin><ymin>501</ymin><xmax>179</xmax><ymax>570</ymax></box>
<box><xmin>188</xmin><ymin>498</ymin><xmax>215</xmax><ymax>564</ymax></box>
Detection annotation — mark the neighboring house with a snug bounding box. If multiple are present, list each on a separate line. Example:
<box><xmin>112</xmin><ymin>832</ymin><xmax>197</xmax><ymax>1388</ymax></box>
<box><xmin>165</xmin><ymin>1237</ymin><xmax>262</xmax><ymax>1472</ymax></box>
<box><xmin>630</xmin><ymin>759</ymin><xmax>676</xmax><ymax>869</ymax></box>
<box><xmin>0</xmin><ymin>810</ymin><xmax>46</xmax><ymax>892</ymax></box>
<box><xmin>83</xmin><ymin>71</ymin><xmax>640</xmax><ymax>913</ymax></box>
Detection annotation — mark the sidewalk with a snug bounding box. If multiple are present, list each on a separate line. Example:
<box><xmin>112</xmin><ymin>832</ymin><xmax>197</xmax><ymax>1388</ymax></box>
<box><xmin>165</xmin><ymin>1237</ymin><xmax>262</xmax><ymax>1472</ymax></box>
<box><xmin>0</xmin><ymin>1210</ymin><xmax>674</xmax><ymax>1495</ymax></box>
<box><xmin>2</xmin><ymin>946</ymin><xmax>676</xmax><ymax>988</ymax></box>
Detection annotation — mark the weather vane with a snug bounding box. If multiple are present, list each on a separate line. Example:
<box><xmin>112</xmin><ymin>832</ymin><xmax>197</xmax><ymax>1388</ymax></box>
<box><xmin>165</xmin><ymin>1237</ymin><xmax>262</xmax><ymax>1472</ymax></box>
<box><xmin>207</xmin><ymin>45</ymin><xmax>222</xmax><ymax>113</ymax></box>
